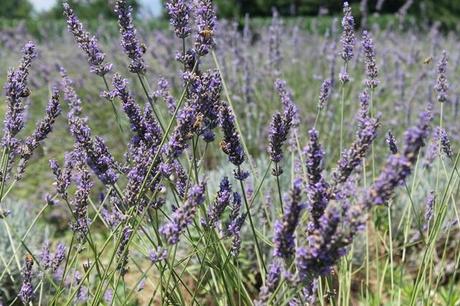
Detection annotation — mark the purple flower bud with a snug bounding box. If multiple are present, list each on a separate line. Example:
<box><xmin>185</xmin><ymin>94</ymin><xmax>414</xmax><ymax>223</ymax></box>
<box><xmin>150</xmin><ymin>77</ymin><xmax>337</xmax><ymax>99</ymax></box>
<box><xmin>63</xmin><ymin>3</ymin><xmax>112</xmax><ymax>76</ymax></box>
<box><xmin>2</xmin><ymin>41</ymin><xmax>37</xmax><ymax>150</ymax></box>
<box><xmin>434</xmin><ymin>50</ymin><xmax>448</xmax><ymax>103</ymax></box>
<box><xmin>16</xmin><ymin>88</ymin><xmax>61</xmax><ymax>179</ymax></box>
<box><xmin>273</xmin><ymin>179</ymin><xmax>303</xmax><ymax>259</ymax></box>
<box><xmin>160</xmin><ymin>183</ymin><xmax>206</xmax><ymax>244</ymax></box>
<box><xmin>206</xmin><ymin>177</ymin><xmax>232</xmax><ymax>227</ymax></box>
<box><xmin>318</xmin><ymin>79</ymin><xmax>332</xmax><ymax>110</ymax></box>
<box><xmin>115</xmin><ymin>0</ymin><xmax>146</xmax><ymax>73</ymax></box>
<box><xmin>366</xmin><ymin>110</ymin><xmax>431</xmax><ymax>206</ymax></box>
<box><xmin>362</xmin><ymin>30</ymin><xmax>379</xmax><ymax>89</ymax></box>
<box><xmin>149</xmin><ymin>247</ymin><xmax>168</xmax><ymax>264</ymax></box>
<box><xmin>194</xmin><ymin>0</ymin><xmax>217</xmax><ymax>56</ymax></box>
<box><xmin>340</xmin><ymin>2</ymin><xmax>355</xmax><ymax>63</ymax></box>
<box><xmin>166</xmin><ymin>0</ymin><xmax>192</xmax><ymax>39</ymax></box>
<box><xmin>117</xmin><ymin>225</ymin><xmax>133</xmax><ymax>275</ymax></box>
<box><xmin>19</xmin><ymin>255</ymin><xmax>34</xmax><ymax>304</ymax></box>
<box><xmin>219</xmin><ymin>104</ymin><xmax>245</xmax><ymax>168</ymax></box>
<box><xmin>255</xmin><ymin>261</ymin><xmax>282</xmax><ymax>304</ymax></box>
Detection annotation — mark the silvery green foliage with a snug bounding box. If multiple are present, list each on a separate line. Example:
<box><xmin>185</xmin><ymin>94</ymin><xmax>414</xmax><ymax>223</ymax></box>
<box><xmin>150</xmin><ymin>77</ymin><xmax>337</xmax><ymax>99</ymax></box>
<box><xmin>0</xmin><ymin>199</ymin><xmax>45</xmax><ymax>304</ymax></box>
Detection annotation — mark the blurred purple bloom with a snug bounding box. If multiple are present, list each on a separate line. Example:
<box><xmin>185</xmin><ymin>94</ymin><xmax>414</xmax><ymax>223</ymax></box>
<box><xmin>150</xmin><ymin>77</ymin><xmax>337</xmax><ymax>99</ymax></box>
<box><xmin>273</xmin><ymin>179</ymin><xmax>303</xmax><ymax>259</ymax></box>
<box><xmin>362</xmin><ymin>30</ymin><xmax>379</xmax><ymax>89</ymax></box>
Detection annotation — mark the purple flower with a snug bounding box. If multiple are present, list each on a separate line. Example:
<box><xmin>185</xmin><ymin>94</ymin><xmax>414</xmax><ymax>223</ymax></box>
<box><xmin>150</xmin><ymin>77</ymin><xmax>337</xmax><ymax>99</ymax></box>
<box><xmin>255</xmin><ymin>261</ymin><xmax>282</xmax><ymax>304</ymax></box>
<box><xmin>332</xmin><ymin>91</ymin><xmax>379</xmax><ymax>186</ymax></box>
<box><xmin>149</xmin><ymin>248</ymin><xmax>168</xmax><ymax>264</ymax></box>
<box><xmin>166</xmin><ymin>0</ymin><xmax>192</xmax><ymax>39</ymax></box>
<box><xmin>70</xmin><ymin>160</ymin><xmax>93</xmax><ymax>237</ymax></box>
<box><xmin>386</xmin><ymin>131</ymin><xmax>398</xmax><ymax>154</ymax></box>
<box><xmin>60</xmin><ymin>67</ymin><xmax>82</xmax><ymax>117</ymax></box>
<box><xmin>304</xmin><ymin>129</ymin><xmax>330</xmax><ymax>232</ymax></box>
<box><xmin>68</xmin><ymin>116</ymin><xmax>119</xmax><ymax>185</ymax></box>
<box><xmin>63</xmin><ymin>3</ymin><xmax>112</xmax><ymax>76</ymax></box>
<box><xmin>274</xmin><ymin>79</ymin><xmax>299</xmax><ymax>128</ymax></box>
<box><xmin>273</xmin><ymin>179</ymin><xmax>303</xmax><ymax>259</ymax></box>
<box><xmin>366</xmin><ymin>110</ymin><xmax>431</xmax><ymax>206</ymax></box>
<box><xmin>2</xmin><ymin>42</ymin><xmax>37</xmax><ymax>150</ymax></box>
<box><xmin>362</xmin><ymin>31</ymin><xmax>379</xmax><ymax>89</ymax></box>
<box><xmin>52</xmin><ymin>243</ymin><xmax>66</xmax><ymax>273</ymax></box>
<box><xmin>154</xmin><ymin>77</ymin><xmax>177</xmax><ymax>114</ymax></box>
<box><xmin>438</xmin><ymin>127</ymin><xmax>453</xmax><ymax>159</ymax></box>
<box><xmin>167</xmin><ymin>104</ymin><xmax>199</xmax><ymax>158</ymax></box>
<box><xmin>434</xmin><ymin>50</ymin><xmax>448</xmax><ymax>103</ymax></box>
<box><xmin>268</xmin><ymin>112</ymin><xmax>292</xmax><ymax>173</ymax></box>
<box><xmin>341</xmin><ymin>2</ymin><xmax>355</xmax><ymax>63</ymax></box>
<box><xmin>117</xmin><ymin>225</ymin><xmax>133</xmax><ymax>275</ymax></box>
<box><xmin>226</xmin><ymin>192</ymin><xmax>245</xmax><ymax>256</ymax></box>
<box><xmin>194</xmin><ymin>0</ymin><xmax>217</xmax><ymax>56</ymax></box>
<box><xmin>115</xmin><ymin>0</ymin><xmax>146</xmax><ymax>73</ymax></box>
<box><xmin>40</xmin><ymin>241</ymin><xmax>51</xmax><ymax>270</ymax></box>
<box><xmin>74</xmin><ymin>271</ymin><xmax>89</xmax><ymax>303</ymax></box>
<box><xmin>19</xmin><ymin>255</ymin><xmax>34</xmax><ymax>304</ymax></box>
<box><xmin>219</xmin><ymin>104</ymin><xmax>246</xmax><ymax>177</ymax></box>
<box><xmin>206</xmin><ymin>177</ymin><xmax>232</xmax><ymax>227</ymax></box>
<box><xmin>160</xmin><ymin>183</ymin><xmax>206</xmax><ymax>244</ymax></box>
<box><xmin>16</xmin><ymin>88</ymin><xmax>61</xmax><ymax>179</ymax></box>
<box><xmin>318</xmin><ymin>79</ymin><xmax>332</xmax><ymax>110</ymax></box>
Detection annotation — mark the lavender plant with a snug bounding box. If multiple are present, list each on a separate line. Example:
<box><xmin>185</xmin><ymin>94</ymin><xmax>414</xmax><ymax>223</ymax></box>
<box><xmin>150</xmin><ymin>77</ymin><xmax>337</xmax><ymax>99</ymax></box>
<box><xmin>1</xmin><ymin>1</ymin><xmax>460</xmax><ymax>305</ymax></box>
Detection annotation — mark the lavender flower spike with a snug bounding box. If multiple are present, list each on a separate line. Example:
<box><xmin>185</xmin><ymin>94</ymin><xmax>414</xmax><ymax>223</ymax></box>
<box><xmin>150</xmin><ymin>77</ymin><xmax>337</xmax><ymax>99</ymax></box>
<box><xmin>304</xmin><ymin>128</ymin><xmax>330</xmax><ymax>232</ymax></box>
<box><xmin>218</xmin><ymin>104</ymin><xmax>248</xmax><ymax>180</ymax></box>
<box><xmin>166</xmin><ymin>0</ymin><xmax>192</xmax><ymax>39</ymax></box>
<box><xmin>206</xmin><ymin>177</ymin><xmax>232</xmax><ymax>227</ymax></box>
<box><xmin>194</xmin><ymin>0</ymin><xmax>217</xmax><ymax>56</ymax></box>
<box><xmin>434</xmin><ymin>50</ymin><xmax>448</xmax><ymax>103</ymax></box>
<box><xmin>273</xmin><ymin>179</ymin><xmax>303</xmax><ymax>259</ymax></box>
<box><xmin>17</xmin><ymin>88</ymin><xmax>61</xmax><ymax>179</ymax></box>
<box><xmin>362</xmin><ymin>30</ymin><xmax>379</xmax><ymax>89</ymax></box>
<box><xmin>255</xmin><ymin>261</ymin><xmax>282</xmax><ymax>305</ymax></box>
<box><xmin>365</xmin><ymin>109</ymin><xmax>431</xmax><ymax>206</ymax></box>
<box><xmin>115</xmin><ymin>0</ymin><xmax>146</xmax><ymax>73</ymax></box>
<box><xmin>19</xmin><ymin>255</ymin><xmax>34</xmax><ymax>304</ymax></box>
<box><xmin>332</xmin><ymin>91</ymin><xmax>379</xmax><ymax>186</ymax></box>
<box><xmin>160</xmin><ymin>183</ymin><xmax>206</xmax><ymax>244</ymax></box>
<box><xmin>63</xmin><ymin>3</ymin><xmax>112</xmax><ymax>76</ymax></box>
<box><xmin>268</xmin><ymin>112</ymin><xmax>292</xmax><ymax>175</ymax></box>
<box><xmin>318</xmin><ymin>79</ymin><xmax>332</xmax><ymax>110</ymax></box>
<box><xmin>341</xmin><ymin>2</ymin><xmax>355</xmax><ymax>63</ymax></box>
<box><xmin>2</xmin><ymin>41</ymin><xmax>37</xmax><ymax>149</ymax></box>
<box><xmin>71</xmin><ymin>159</ymin><xmax>93</xmax><ymax>237</ymax></box>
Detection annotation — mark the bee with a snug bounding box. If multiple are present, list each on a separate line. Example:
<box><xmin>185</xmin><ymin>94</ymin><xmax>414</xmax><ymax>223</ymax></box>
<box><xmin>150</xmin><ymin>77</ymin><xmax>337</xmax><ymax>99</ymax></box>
<box><xmin>25</xmin><ymin>254</ymin><xmax>34</xmax><ymax>264</ymax></box>
<box><xmin>20</xmin><ymin>88</ymin><xmax>31</xmax><ymax>98</ymax></box>
<box><xmin>140</xmin><ymin>43</ymin><xmax>147</xmax><ymax>54</ymax></box>
<box><xmin>423</xmin><ymin>56</ymin><xmax>433</xmax><ymax>65</ymax></box>
<box><xmin>200</xmin><ymin>28</ymin><xmax>214</xmax><ymax>40</ymax></box>
<box><xmin>193</xmin><ymin>114</ymin><xmax>204</xmax><ymax>130</ymax></box>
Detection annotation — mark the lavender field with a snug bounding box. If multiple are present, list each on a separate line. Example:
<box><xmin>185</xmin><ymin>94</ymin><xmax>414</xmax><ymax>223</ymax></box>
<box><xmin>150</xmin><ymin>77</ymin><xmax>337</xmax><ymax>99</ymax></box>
<box><xmin>1</xmin><ymin>0</ymin><xmax>460</xmax><ymax>305</ymax></box>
